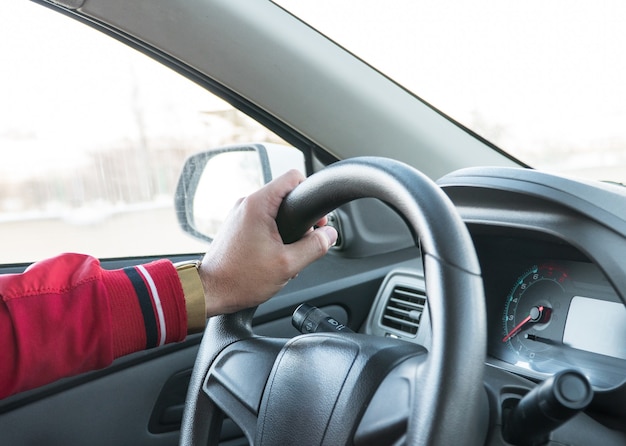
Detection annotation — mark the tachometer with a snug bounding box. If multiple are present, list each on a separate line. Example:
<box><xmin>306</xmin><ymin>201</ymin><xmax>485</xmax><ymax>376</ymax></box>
<box><xmin>502</xmin><ymin>264</ymin><xmax>568</xmax><ymax>364</ymax></box>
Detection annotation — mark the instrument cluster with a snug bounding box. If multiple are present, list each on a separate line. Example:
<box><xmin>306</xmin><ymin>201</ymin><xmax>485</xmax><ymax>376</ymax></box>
<box><xmin>476</xmin><ymin>234</ymin><xmax>626</xmax><ymax>389</ymax></box>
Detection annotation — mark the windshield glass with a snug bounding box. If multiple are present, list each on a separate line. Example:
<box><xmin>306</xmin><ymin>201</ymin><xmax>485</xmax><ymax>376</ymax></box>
<box><xmin>276</xmin><ymin>0</ymin><xmax>626</xmax><ymax>183</ymax></box>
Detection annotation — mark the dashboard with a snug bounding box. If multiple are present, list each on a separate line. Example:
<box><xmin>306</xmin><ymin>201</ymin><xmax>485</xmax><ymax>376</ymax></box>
<box><xmin>366</xmin><ymin>167</ymin><xmax>626</xmax><ymax>396</ymax></box>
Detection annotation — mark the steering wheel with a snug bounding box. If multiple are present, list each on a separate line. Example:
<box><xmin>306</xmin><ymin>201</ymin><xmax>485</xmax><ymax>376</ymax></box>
<box><xmin>180</xmin><ymin>157</ymin><xmax>488</xmax><ymax>446</ymax></box>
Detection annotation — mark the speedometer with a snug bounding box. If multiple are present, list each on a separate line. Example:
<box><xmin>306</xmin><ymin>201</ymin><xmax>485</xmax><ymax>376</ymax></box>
<box><xmin>502</xmin><ymin>264</ymin><xmax>568</xmax><ymax>364</ymax></box>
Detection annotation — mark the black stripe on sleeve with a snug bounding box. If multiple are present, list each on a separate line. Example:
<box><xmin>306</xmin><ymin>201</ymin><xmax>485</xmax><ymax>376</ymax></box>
<box><xmin>123</xmin><ymin>266</ymin><xmax>158</xmax><ymax>349</ymax></box>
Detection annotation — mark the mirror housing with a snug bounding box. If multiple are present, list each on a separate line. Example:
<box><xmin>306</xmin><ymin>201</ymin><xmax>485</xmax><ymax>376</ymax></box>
<box><xmin>175</xmin><ymin>143</ymin><xmax>305</xmax><ymax>242</ymax></box>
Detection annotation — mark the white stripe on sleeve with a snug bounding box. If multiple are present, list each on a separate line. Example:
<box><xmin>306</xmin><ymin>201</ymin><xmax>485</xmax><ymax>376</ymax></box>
<box><xmin>137</xmin><ymin>265</ymin><xmax>167</xmax><ymax>346</ymax></box>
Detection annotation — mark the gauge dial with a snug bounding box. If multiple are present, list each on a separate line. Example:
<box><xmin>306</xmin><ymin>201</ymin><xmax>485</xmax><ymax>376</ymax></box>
<box><xmin>502</xmin><ymin>264</ymin><xmax>568</xmax><ymax>364</ymax></box>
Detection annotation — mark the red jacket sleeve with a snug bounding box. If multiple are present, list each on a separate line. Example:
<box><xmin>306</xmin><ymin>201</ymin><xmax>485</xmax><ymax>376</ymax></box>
<box><xmin>0</xmin><ymin>253</ymin><xmax>188</xmax><ymax>399</ymax></box>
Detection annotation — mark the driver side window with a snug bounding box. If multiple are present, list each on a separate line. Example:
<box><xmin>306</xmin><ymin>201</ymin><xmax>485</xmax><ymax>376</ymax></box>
<box><xmin>0</xmin><ymin>2</ymin><xmax>287</xmax><ymax>264</ymax></box>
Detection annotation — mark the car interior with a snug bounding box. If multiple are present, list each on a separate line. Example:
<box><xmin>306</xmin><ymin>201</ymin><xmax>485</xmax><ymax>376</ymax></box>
<box><xmin>1</xmin><ymin>1</ymin><xmax>625</xmax><ymax>445</ymax></box>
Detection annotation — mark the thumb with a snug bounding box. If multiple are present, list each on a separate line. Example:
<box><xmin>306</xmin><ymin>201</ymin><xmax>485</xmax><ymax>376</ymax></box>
<box><xmin>285</xmin><ymin>225</ymin><xmax>338</xmax><ymax>273</ymax></box>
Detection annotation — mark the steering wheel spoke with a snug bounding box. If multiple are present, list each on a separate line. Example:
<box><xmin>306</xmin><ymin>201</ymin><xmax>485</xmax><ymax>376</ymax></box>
<box><xmin>354</xmin><ymin>354</ymin><xmax>426</xmax><ymax>446</ymax></box>
<box><xmin>203</xmin><ymin>338</ymin><xmax>286</xmax><ymax>442</ymax></box>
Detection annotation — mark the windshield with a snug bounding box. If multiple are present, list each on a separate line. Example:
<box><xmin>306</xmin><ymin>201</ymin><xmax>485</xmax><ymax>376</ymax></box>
<box><xmin>276</xmin><ymin>1</ymin><xmax>626</xmax><ymax>183</ymax></box>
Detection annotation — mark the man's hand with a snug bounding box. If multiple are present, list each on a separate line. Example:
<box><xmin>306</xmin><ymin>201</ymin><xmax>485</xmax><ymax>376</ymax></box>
<box><xmin>198</xmin><ymin>170</ymin><xmax>338</xmax><ymax>317</ymax></box>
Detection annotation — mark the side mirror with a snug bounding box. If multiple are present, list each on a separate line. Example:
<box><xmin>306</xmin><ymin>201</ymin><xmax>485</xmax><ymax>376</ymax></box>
<box><xmin>175</xmin><ymin>143</ymin><xmax>305</xmax><ymax>242</ymax></box>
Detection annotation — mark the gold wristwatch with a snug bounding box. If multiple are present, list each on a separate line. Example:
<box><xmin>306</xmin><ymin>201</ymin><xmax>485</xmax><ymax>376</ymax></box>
<box><xmin>175</xmin><ymin>260</ymin><xmax>206</xmax><ymax>333</ymax></box>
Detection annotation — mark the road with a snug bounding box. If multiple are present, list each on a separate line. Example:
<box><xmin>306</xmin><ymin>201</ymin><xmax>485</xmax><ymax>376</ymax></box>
<box><xmin>0</xmin><ymin>207</ymin><xmax>208</xmax><ymax>264</ymax></box>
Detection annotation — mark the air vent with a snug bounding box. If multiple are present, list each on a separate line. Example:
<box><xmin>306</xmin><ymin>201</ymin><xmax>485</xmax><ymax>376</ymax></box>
<box><xmin>381</xmin><ymin>285</ymin><xmax>426</xmax><ymax>335</ymax></box>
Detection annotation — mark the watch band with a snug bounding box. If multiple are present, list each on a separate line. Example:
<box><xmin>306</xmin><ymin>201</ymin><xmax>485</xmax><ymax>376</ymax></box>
<box><xmin>174</xmin><ymin>260</ymin><xmax>206</xmax><ymax>333</ymax></box>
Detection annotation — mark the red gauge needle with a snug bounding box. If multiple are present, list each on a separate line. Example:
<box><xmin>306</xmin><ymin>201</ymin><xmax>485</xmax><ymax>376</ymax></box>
<box><xmin>502</xmin><ymin>305</ymin><xmax>547</xmax><ymax>343</ymax></box>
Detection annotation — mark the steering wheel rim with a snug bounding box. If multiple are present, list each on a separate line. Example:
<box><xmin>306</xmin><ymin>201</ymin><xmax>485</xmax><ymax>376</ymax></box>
<box><xmin>180</xmin><ymin>157</ymin><xmax>487</xmax><ymax>446</ymax></box>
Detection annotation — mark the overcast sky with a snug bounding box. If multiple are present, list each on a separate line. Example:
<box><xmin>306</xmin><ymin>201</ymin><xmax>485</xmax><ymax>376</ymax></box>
<box><xmin>274</xmin><ymin>1</ymin><xmax>626</xmax><ymax>186</ymax></box>
<box><xmin>0</xmin><ymin>1</ymin><xmax>228</xmax><ymax>179</ymax></box>
<box><xmin>3</xmin><ymin>1</ymin><xmax>626</xmax><ymax>181</ymax></box>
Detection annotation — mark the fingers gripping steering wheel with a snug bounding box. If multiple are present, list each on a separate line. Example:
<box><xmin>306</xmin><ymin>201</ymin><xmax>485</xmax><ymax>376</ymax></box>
<box><xmin>180</xmin><ymin>157</ymin><xmax>488</xmax><ymax>446</ymax></box>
